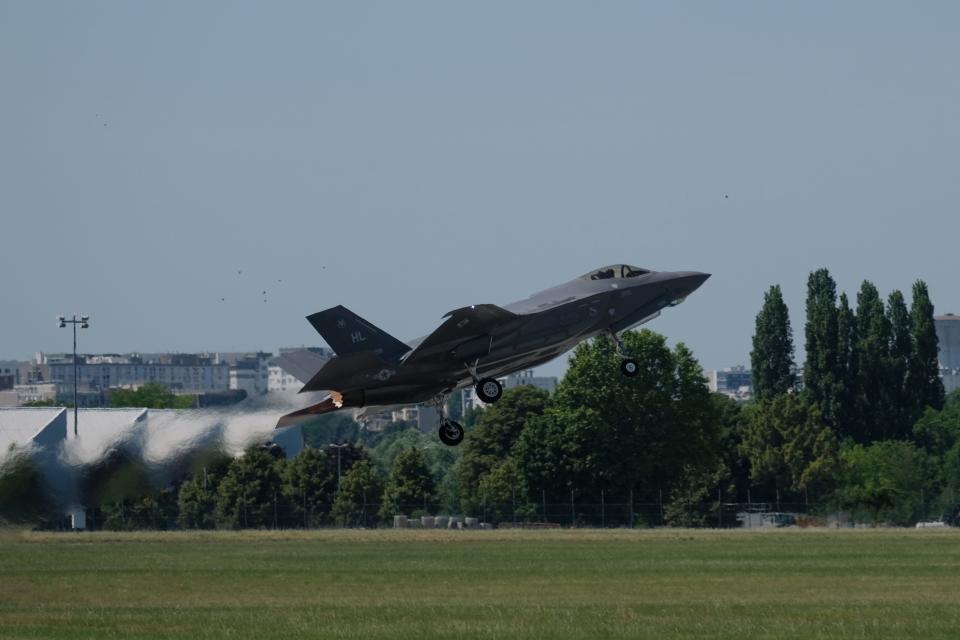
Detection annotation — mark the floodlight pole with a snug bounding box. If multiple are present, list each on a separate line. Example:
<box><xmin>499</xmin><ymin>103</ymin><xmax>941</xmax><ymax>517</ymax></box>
<box><xmin>58</xmin><ymin>314</ymin><xmax>89</xmax><ymax>437</ymax></box>
<box><xmin>329</xmin><ymin>443</ymin><xmax>348</xmax><ymax>492</ymax></box>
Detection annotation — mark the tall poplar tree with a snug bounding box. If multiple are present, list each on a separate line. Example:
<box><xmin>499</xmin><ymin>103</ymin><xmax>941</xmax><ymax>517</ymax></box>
<box><xmin>804</xmin><ymin>269</ymin><xmax>840</xmax><ymax>426</ymax></box>
<box><xmin>854</xmin><ymin>281</ymin><xmax>891</xmax><ymax>443</ymax></box>
<box><xmin>908</xmin><ymin>280</ymin><xmax>946</xmax><ymax>413</ymax></box>
<box><xmin>835</xmin><ymin>293</ymin><xmax>858</xmax><ymax>439</ymax></box>
<box><xmin>886</xmin><ymin>290</ymin><xmax>913</xmax><ymax>439</ymax></box>
<box><xmin>750</xmin><ymin>285</ymin><xmax>795</xmax><ymax>401</ymax></box>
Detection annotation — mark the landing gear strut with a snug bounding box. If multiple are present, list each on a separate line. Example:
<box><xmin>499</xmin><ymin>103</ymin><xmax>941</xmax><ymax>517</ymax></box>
<box><xmin>608</xmin><ymin>331</ymin><xmax>639</xmax><ymax>377</ymax></box>
<box><xmin>428</xmin><ymin>391</ymin><xmax>466</xmax><ymax>447</ymax></box>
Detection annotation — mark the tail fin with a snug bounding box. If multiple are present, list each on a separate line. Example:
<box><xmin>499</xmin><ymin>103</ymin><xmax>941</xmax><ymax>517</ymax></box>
<box><xmin>306</xmin><ymin>305</ymin><xmax>410</xmax><ymax>358</ymax></box>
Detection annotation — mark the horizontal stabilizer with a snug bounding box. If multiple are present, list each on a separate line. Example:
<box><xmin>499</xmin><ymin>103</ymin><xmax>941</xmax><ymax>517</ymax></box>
<box><xmin>276</xmin><ymin>396</ymin><xmax>342</xmax><ymax>429</ymax></box>
<box><xmin>300</xmin><ymin>350</ymin><xmax>390</xmax><ymax>392</ymax></box>
<box><xmin>273</xmin><ymin>349</ymin><xmax>332</xmax><ymax>384</ymax></box>
<box><xmin>307</xmin><ymin>305</ymin><xmax>410</xmax><ymax>358</ymax></box>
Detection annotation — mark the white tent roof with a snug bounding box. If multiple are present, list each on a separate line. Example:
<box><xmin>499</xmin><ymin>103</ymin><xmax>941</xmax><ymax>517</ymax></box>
<box><xmin>0</xmin><ymin>408</ymin><xmax>67</xmax><ymax>459</ymax></box>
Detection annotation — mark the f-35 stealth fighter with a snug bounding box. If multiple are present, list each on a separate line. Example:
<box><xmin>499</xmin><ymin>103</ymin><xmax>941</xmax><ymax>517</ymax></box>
<box><xmin>276</xmin><ymin>265</ymin><xmax>709</xmax><ymax>445</ymax></box>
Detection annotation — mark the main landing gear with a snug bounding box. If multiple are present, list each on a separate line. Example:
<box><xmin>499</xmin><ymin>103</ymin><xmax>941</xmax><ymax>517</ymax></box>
<box><xmin>609</xmin><ymin>331</ymin><xmax>639</xmax><ymax>377</ymax></box>
<box><xmin>438</xmin><ymin>419</ymin><xmax>464</xmax><ymax>446</ymax></box>
<box><xmin>475</xmin><ymin>377</ymin><xmax>503</xmax><ymax>403</ymax></box>
<box><xmin>466</xmin><ymin>360</ymin><xmax>503</xmax><ymax>404</ymax></box>
<box><xmin>427</xmin><ymin>391</ymin><xmax>466</xmax><ymax>447</ymax></box>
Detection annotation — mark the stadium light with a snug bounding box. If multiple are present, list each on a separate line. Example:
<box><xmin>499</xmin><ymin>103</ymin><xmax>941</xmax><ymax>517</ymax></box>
<box><xmin>59</xmin><ymin>314</ymin><xmax>90</xmax><ymax>437</ymax></box>
<box><xmin>328</xmin><ymin>443</ymin><xmax>349</xmax><ymax>493</ymax></box>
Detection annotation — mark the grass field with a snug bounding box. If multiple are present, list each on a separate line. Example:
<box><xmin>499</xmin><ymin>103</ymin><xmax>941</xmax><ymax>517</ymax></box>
<box><xmin>2</xmin><ymin>528</ymin><xmax>960</xmax><ymax>639</ymax></box>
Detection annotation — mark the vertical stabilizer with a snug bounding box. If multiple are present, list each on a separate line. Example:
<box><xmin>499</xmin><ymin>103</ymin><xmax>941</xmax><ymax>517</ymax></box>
<box><xmin>306</xmin><ymin>305</ymin><xmax>410</xmax><ymax>358</ymax></box>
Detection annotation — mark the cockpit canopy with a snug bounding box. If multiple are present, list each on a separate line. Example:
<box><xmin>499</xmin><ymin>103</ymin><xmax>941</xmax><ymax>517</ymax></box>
<box><xmin>580</xmin><ymin>264</ymin><xmax>652</xmax><ymax>281</ymax></box>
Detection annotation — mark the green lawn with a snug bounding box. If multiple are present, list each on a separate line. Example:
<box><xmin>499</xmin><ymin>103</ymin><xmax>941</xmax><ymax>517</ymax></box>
<box><xmin>1</xmin><ymin>528</ymin><xmax>959</xmax><ymax>639</ymax></box>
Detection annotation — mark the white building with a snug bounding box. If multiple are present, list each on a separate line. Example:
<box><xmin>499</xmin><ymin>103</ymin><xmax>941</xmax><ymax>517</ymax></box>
<box><xmin>707</xmin><ymin>366</ymin><xmax>753</xmax><ymax>401</ymax></box>
<box><xmin>42</xmin><ymin>352</ymin><xmax>232</xmax><ymax>402</ymax></box>
<box><xmin>14</xmin><ymin>382</ymin><xmax>57</xmax><ymax>405</ymax></box>
<box><xmin>936</xmin><ymin>314</ymin><xmax>960</xmax><ymax>394</ymax></box>
<box><xmin>268</xmin><ymin>347</ymin><xmax>334</xmax><ymax>393</ymax></box>
<box><xmin>267</xmin><ymin>366</ymin><xmax>303</xmax><ymax>393</ymax></box>
<box><xmin>0</xmin><ymin>407</ymin><xmax>68</xmax><ymax>458</ymax></box>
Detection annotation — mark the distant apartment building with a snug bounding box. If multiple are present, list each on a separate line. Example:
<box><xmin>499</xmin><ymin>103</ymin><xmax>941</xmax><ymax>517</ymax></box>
<box><xmin>222</xmin><ymin>352</ymin><xmax>272</xmax><ymax>396</ymax></box>
<box><xmin>707</xmin><ymin>366</ymin><xmax>753</xmax><ymax>401</ymax></box>
<box><xmin>41</xmin><ymin>351</ymin><xmax>232</xmax><ymax>405</ymax></box>
<box><xmin>0</xmin><ymin>361</ymin><xmax>18</xmax><ymax>389</ymax></box>
<box><xmin>936</xmin><ymin>314</ymin><xmax>960</xmax><ymax>394</ymax></box>
<box><xmin>461</xmin><ymin>370</ymin><xmax>558</xmax><ymax>412</ymax></box>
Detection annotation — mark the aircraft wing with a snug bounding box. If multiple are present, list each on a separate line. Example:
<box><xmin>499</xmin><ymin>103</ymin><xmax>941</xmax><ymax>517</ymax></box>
<box><xmin>401</xmin><ymin>304</ymin><xmax>518</xmax><ymax>365</ymax></box>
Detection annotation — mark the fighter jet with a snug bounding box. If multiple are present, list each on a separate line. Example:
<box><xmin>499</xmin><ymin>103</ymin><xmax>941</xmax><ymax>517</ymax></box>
<box><xmin>276</xmin><ymin>265</ymin><xmax>709</xmax><ymax>445</ymax></box>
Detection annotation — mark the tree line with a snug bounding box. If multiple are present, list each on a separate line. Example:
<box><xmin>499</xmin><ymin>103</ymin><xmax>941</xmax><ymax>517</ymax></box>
<box><xmin>2</xmin><ymin>268</ymin><xmax>956</xmax><ymax>529</ymax></box>
<box><xmin>745</xmin><ymin>270</ymin><xmax>953</xmax><ymax>524</ymax></box>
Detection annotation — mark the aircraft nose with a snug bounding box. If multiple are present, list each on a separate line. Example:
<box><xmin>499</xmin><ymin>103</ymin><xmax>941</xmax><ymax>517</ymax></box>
<box><xmin>671</xmin><ymin>271</ymin><xmax>711</xmax><ymax>295</ymax></box>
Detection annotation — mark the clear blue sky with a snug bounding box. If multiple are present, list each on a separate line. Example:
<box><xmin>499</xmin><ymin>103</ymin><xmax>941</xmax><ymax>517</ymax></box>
<box><xmin>2</xmin><ymin>2</ymin><xmax>958</xmax><ymax>378</ymax></box>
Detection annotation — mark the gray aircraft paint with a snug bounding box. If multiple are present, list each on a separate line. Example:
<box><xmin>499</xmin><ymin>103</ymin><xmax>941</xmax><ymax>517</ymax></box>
<box><xmin>276</xmin><ymin>265</ymin><xmax>708</xmax><ymax>428</ymax></box>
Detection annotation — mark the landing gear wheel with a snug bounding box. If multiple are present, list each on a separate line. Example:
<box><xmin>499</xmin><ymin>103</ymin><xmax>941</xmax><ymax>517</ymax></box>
<box><xmin>620</xmin><ymin>359</ymin><xmax>639</xmax><ymax>377</ymax></box>
<box><xmin>439</xmin><ymin>420</ymin><xmax>465</xmax><ymax>446</ymax></box>
<box><xmin>475</xmin><ymin>377</ymin><xmax>503</xmax><ymax>403</ymax></box>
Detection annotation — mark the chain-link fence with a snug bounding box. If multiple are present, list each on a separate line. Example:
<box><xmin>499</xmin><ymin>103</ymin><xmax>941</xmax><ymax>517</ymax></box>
<box><xmin>56</xmin><ymin>493</ymin><xmax>960</xmax><ymax>531</ymax></box>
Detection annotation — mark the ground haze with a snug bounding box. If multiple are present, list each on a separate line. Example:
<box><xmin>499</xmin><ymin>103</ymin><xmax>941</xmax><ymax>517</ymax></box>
<box><xmin>1</xmin><ymin>529</ymin><xmax>959</xmax><ymax>639</ymax></box>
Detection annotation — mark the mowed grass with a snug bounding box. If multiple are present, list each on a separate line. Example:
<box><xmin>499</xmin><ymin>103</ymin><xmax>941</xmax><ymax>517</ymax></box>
<box><xmin>2</xmin><ymin>529</ymin><xmax>960</xmax><ymax>639</ymax></box>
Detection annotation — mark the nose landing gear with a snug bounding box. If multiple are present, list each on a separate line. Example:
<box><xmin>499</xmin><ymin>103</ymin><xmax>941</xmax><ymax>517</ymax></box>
<box><xmin>427</xmin><ymin>391</ymin><xmax>466</xmax><ymax>446</ymax></box>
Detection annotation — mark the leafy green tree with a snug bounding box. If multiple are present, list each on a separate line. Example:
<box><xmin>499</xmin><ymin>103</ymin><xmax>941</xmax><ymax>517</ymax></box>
<box><xmin>302</xmin><ymin>414</ymin><xmax>361</xmax><ymax>448</ymax></box>
<box><xmin>462</xmin><ymin>404</ymin><xmax>485</xmax><ymax>428</ymax></box>
<box><xmin>804</xmin><ymin>269</ymin><xmax>841</xmax><ymax>426</ymax></box>
<box><xmin>854</xmin><ymin>280</ymin><xmax>892</xmax><ymax>443</ymax></box>
<box><xmin>913</xmin><ymin>391</ymin><xmax>960</xmax><ymax>522</ymax></box>
<box><xmin>109</xmin><ymin>383</ymin><xmax>196</xmax><ymax>409</ymax></box>
<box><xmin>176</xmin><ymin>450</ymin><xmax>232</xmax><ymax>529</ymax></box>
<box><xmin>907</xmin><ymin>280</ymin><xmax>946</xmax><ymax>414</ymax></box>
<box><xmin>514</xmin><ymin>331</ymin><xmax>723</xmax><ymax>516</ymax></box>
<box><xmin>378</xmin><ymin>447</ymin><xmax>436</xmax><ymax>521</ymax></box>
<box><xmin>282</xmin><ymin>447</ymin><xmax>336</xmax><ymax>527</ymax></box>
<box><xmin>177</xmin><ymin>474</ymin><xmax>219</xmax><ymax>529</ymax></box>
<box><xmin>0</xmin><ymin>448</ymin><xmax>52</xmax><ymax>524</ymax></box>
<box><xmin>476</xmin><ymin>458</ymin><xmax>533</xmax><ymax>524</ymax></box>
<box><xmin>331</xmin><ymin>459</ymin><xmax>384</xmax><ymax>527</ymax></box>
<box><xmin>913</xmin><ymin>391</ymin><xmax>960</xmax><ymax>458</ymax></box>
<box><xmin>370</xmin><ymin>425</ymin><xmax>458</xmax><ymax>511</ymax></box>
<box><xmin>739</xmin><ymin>393</ymin><xmax>838</xmax><ymax>498</ymax></box>
<box><xmin>663</xmin><ymin>461</ymin><xmax>731</xmax><ymax>528</ymax></box>
<box><xmin>835</xmin><ymin>441</ymin><xmax>927</xmax><ymax>526</ymax></box>
<box><xmin>750</xmin><ymin>284</ymin><xmax>795</xmax><ymax>401</ymax></box>
<box><xmin>834</xmin><ymin>292</ymin><xmax>858</xmax><ymax>440</ymax></box>
<box><xmin>215</xmin><ymin>446</ymin><xmax>285</xmax><ymax>529</ymax></box>
<box><xmin>886</xmin><ymin>290</ymin><xmax>913</xmax><ymax>439</ymax></box>
<box><xmin>101</xmin><ymin>490</ymin><xmax>178</xmax><ymax>530</ymax></box>
<box><xmin>457</xmin><ymin>386</ymin><xmax>549</xmax><ymax>513</ymax></box>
